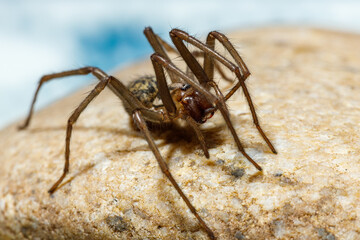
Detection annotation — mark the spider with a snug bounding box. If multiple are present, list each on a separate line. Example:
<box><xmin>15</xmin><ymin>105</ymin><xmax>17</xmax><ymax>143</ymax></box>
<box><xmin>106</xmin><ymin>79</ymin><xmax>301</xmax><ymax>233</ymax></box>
<box><xmin>19</xmin><ymin>27</ymin><xmax>277</xmax><ymax>239</ymax></box>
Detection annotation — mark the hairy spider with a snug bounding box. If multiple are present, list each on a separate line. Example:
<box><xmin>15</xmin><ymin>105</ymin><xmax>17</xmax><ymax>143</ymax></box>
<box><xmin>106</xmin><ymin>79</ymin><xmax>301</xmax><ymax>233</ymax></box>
<box><xmin>19</xmin><ymin>27</ymin><xmax>277</xmax><ymax>239</ymax></box>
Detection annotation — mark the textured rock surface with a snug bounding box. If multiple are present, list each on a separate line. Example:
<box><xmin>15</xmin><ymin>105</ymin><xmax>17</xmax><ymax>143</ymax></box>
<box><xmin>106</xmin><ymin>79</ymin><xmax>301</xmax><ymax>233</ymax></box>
<box><xmin>1</xmin><ymin>28</ymin><xmax>360</xmax><ymax>240</ymax></box>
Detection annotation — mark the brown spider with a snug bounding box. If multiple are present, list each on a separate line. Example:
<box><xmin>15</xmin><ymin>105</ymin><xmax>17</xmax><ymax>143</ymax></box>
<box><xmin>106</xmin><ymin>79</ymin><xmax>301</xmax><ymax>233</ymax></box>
<box><xmin>19</xmin><ymin>27</ymin><xmax>277</xmax><ymax>239</ymax></box>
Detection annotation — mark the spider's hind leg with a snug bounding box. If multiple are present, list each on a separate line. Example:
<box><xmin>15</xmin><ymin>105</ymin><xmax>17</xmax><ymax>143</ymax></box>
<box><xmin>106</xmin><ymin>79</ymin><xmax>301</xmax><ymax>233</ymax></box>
<box><xmin>43</xmin><ymin>68</ymin><xmax>112</xmax><ymax>193</ymax></box>
<box><xmin>19</xmin><ymin>66</ymin><xmax>141</xmax><ymax>194</ymax></box>
<box><xmin>19</xmin><ymin>67</ymin><xmax>108</xmax><ymax>130</ymax></box>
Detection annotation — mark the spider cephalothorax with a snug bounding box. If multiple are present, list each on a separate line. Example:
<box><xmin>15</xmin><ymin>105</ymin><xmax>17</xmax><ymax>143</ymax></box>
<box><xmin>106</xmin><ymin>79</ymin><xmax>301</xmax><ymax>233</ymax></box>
<box><xmin>171</xmin><ymin>83</ymin><xmax>215</xmax><ymax>123</ymax></box>
<box><xmin>19</xmin><ymin>27</ymin><xmax>277</xmax><ymax>240</ymax></box>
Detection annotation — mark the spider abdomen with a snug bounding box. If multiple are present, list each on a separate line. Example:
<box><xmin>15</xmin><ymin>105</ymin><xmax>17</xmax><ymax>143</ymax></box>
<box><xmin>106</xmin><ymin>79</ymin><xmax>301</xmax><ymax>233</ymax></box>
<box><xmin>128</xmin><ymin>76</ymin><xmax>158</xmax><ymax>108</ymax></box>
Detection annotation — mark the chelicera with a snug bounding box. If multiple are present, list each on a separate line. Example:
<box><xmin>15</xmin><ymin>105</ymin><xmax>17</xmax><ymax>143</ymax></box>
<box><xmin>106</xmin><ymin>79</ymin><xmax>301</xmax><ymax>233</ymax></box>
<box><xmin>19</xmin><ymin>27</ymin><xmax>277</xmax><ymax>239</ymax></box>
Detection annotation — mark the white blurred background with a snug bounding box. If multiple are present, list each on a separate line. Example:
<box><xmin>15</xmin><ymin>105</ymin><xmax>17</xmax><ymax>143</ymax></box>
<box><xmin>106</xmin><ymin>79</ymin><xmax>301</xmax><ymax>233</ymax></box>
<box><xmin>1</xmin><ymin>0</ymin><xmax>360</xmax><ymax>129</ymax></box>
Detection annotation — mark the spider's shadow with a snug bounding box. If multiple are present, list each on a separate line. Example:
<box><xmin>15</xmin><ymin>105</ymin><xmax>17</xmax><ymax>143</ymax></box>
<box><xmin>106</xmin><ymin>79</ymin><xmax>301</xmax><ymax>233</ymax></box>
<box><xmin>28</xmin><ymin>124</ymin><xmax>142</xmax><ymax>194</ymax></box>
<box><xmin>29</xmin><ymin>122</ymin><xmax>235</xmax><ymax>233</ymax></box>
<box><xmin>158</xmin><ymin>123</ymin><xmax>227</xmax><ymax>161</ymax></box>
<box><xmin>28</xmin><ymin>125</ymin><xmax>139</xmax><ymax>139</ymax></box>
<box><xmin>29</xmin><ymin>122</ymin><xmax>227</xmax><ymax>189</ymax></box>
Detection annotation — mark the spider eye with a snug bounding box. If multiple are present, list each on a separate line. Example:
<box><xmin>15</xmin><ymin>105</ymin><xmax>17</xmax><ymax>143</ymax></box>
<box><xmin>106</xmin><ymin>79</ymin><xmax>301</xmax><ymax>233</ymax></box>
<box><xmin>181</xmin><ymin>84</ymin><xmax>191</xmax><ymax>91</ymax></box>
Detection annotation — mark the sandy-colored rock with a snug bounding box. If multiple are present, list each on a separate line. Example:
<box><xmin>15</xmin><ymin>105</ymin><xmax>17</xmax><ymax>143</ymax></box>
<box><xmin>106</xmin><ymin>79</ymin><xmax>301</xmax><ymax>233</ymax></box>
<box><xmin>1</xmin><ymin>27</ymin><xmax>360</xmax><ymax>240</ymax></box>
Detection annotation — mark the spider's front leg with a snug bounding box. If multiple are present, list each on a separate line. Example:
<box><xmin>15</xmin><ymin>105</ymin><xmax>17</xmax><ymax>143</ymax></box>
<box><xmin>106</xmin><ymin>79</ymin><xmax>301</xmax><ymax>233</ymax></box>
<box><xmin>143</xmin><ymin>27</ymin><xmax>233</xmax><ymax>83</ymax></box>
<box><xmin>151</xmin><ymin>52</ymin><xmax>262</xmax><ymax>171</ymax></box>
<box><xmin>170</xmin><ymin>29</ymin><xmax>277</xmax><ymax>154</ymax></box>
<box><xmin>48</xmin><ymin>76</ymin><xmax>112</xmax><ymax>193</ymax></box>
<box><xmin>132</xmin><ymin>110</ymin><xmax>215</xmax><ymax>240</ymax></box>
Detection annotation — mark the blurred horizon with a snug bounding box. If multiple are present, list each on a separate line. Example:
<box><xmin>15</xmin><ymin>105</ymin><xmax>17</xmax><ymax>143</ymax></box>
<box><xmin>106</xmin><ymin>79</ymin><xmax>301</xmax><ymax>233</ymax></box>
<box><xmin>1</xmin><ymin>0</ymin><xmax>360</xmax><ymax>129</ymax></box>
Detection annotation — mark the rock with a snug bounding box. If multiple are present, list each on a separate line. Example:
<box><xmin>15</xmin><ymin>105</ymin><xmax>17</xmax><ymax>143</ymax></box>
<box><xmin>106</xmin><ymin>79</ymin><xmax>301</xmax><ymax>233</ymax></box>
<box><xmin>1</xmin><ymin>27</ymin><xmax>360</xmax><ymax>239</ymax></box>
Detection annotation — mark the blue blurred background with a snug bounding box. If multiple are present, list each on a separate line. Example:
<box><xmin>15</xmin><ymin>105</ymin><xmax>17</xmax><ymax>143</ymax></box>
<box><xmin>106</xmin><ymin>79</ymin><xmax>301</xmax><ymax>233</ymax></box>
<box><xmin>1</xmin><ymin>0</ymin><xmax>360</xmax><ymax>129</ymax></box>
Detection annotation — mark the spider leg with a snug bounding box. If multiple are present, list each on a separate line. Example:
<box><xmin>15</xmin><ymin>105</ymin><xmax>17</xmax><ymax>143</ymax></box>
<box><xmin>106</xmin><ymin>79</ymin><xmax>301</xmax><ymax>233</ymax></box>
<box><xmin>18</xmin><ymin>67</ymin><xmax>106</xmax><ymax>130</ymax></box>
<box><xmin>169</xmin><ymin>29</ymin><xmax>277</xmax><ymax>154</ymax></box>
<box><xmin>49</xmin><ymin>79</ymin><xmax>112</xmax><ymax>193</ymax></box>
<box><xmin>151</xmin><ymin>53</ymin><xmax>210</xmax><ymax>157</ymax></box>
<box><xmin>18</xmin><ymin>67</ymin><xmax>111</xmax><ymax>193</ymax></box>
<box><xmin>144</xmin><ymin>27</ymin><xmax>231</xmax><ymax>84</ymax></box>
<box><xmin>19</xmin><ymin>66</ymin><xmax>167</xmax><ymax>194</ymax></box>
<box><xmin>206</xmin><ymin>31</ymin><xmax>277</xmax><ymax>154</ymax></box>
<box><xmin>151</xmin><ymin>54</ymin><xmax>217</xmax><ymax>106</ymax></box>
<box><xmin>144</xmin><ymin>27</ymin><xmax>173</xmax><ymax>59</ymax></box>
<box><xmin>46</xmin><ymin>68</ymin><xmax>112</xmax><ymax>193</ymax></box>
<box><xmin>144</xmin><ymin>27</ymin><xmax>181</xmax><ymax>84</ymax></box>
<box><xmin>170</xmin><ymin>31</ymin><xmax>230</xmax><ymax>116</ymax></box>
<box><xmin>19</xmin><ymin>65</ymin><xmax>167</xmax><ymax>128</ymax></box>
<box><xmin>204</xmin><ymin>31</ymin><xmax>250</xmax><ymax>101</ymax></box>
<box><xmin>191</xmin><ymin>50</ymin><xmax>233</xmax><ymax>83</ymax></box>
<box><xmin>185</xmin><ymin>116</ymin><xmax>209</xmax><ymax>158</ymax></box>
<box><xmin>151</xmin><ymin>53</ymin><xmax>261</xmax><ymax>171</ymax></box>
<box><xmin>154</xmin><ymin>39</ymin><xmax>234</xmax><ymax>84</ymax></box>
<box><xmin>132</xmin><ymin>110</ymin><xmax>215</xmax><ymax>240</ymax></box>
<box><xmin>150</xmin><ymin>53</ymin><xmax>178</xmax><ymax>116</ymax></box>
<box><xmin>156</xmin><ymin>34</ymin><xmax>198</xmax><ymax>81</ymax></box>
